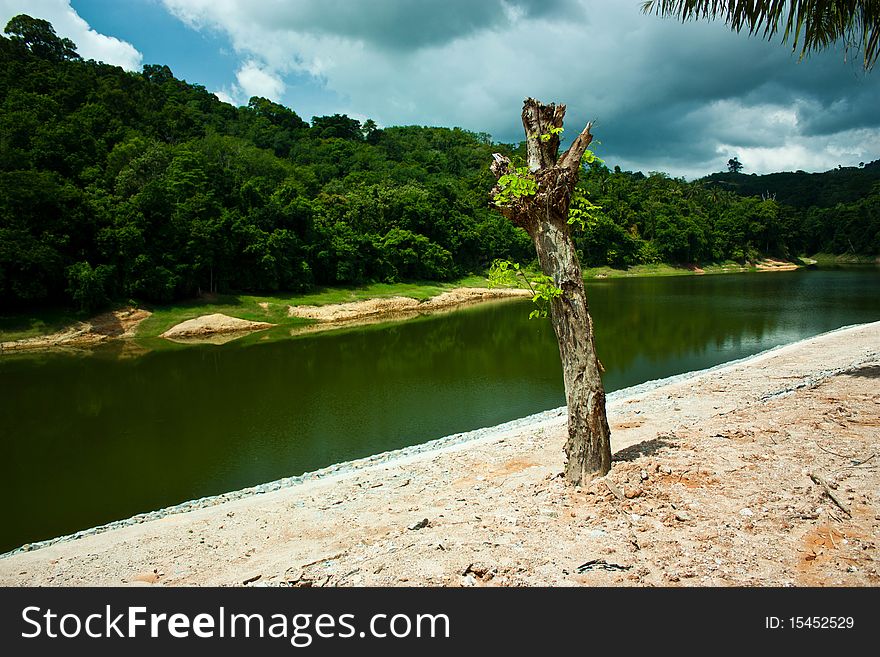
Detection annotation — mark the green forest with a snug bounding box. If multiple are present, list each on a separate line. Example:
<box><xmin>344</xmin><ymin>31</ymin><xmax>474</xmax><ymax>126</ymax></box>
<box><xmin>1</xmin><ymin>15</ymin><xmax>878</xmax><ymax>313</ymax></box>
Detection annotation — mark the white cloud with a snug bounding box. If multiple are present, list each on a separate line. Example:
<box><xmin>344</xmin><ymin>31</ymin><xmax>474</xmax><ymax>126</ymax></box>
<box><xmin>718</xmin><ymin>128</ymin><xmax>880</xmax><ymax>174</ymax></box>
<box><xmin>235</xmin><ymin>61</ymin><xmax>285</xmax><ymax>100</ymax></box>
<box><xmin>213</xmin><ymin>60</ymin><xmax>286</xmax><ymax>106</ymax></box>
<box><xmin>212</xmin><ymin>88</ymin><xmax>236</xmax><ymax>105</ymax></box>
<box><xmin>0</xmin><ymin>0</ymin><xmax>142</xmax><ymax>71</ymax></box>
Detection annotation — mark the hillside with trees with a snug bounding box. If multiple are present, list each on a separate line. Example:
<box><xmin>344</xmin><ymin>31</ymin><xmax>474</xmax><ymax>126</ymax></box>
<box><xmin>1</xmin><ymin>15</ymin><xmax>877</xmax><ymax>313</ymax></box>
<box><xmin>704</xmin><ymin>162</ymin><xmax>880</xmax><ymax>208</ymax></box>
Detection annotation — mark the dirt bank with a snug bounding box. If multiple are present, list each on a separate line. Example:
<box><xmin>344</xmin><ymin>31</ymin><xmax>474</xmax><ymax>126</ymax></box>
<box><xmin>2</xmin><ymin>322</ymin><xmax>877</xmax><ymax>587</ymax></box>
<box><xmin>288</xmin><ymin>287</ymin><xmax>532</xmax><ymax>323</ymax></box>
<box><xmin>2</xmin><ymin>287</ymin><xmax>531</xmax><ymax>351</ymax></box>
<box><xmin>160</xmin><ymin>313</ymin><xmax>275</xmax><ymax>342</ymax></box>
<box><xmin>756</xmin><ymin>258</ymin><xmax>800</xmax><ymax>271</ymax></box>
<box><xmin>0</xmin><ymin>307</ymin><xmax>151</xmax><ymax>352</ymax></box>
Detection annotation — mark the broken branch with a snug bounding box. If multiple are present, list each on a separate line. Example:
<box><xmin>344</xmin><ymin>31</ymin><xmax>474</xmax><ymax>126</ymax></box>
<box><xmin>808</xmin><ymin>472</ymin><xmax>851</xmax><ymax>516</ymax></box>
<box><xmin>490</xmin><ymin>152</ymin><xmax>511</xmax><ymax>179</ymax></box>
<box><xmin>558</xmin><ymin>121</ymin><xmax>594</xmax><ymax>172</ymax></box>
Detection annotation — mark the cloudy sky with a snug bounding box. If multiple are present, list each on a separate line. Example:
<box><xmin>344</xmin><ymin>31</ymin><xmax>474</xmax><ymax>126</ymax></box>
<box><xmin>2</xmin><ymin>0</ymin><xmax>879</xmax><ymax>177</ymax></box>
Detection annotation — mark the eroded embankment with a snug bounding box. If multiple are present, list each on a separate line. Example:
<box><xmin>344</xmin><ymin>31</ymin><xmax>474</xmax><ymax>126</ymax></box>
<box><xmin>287</xmin><ymin>287</ymin><xmax>531</xmax><ymax>323</ymax></box>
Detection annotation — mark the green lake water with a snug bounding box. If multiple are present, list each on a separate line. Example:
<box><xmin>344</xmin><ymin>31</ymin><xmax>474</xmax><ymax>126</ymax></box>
<box><xmin>1</xmin><ymin>268</ymin><xmax>878</xmax><ymax>552</ymax></box>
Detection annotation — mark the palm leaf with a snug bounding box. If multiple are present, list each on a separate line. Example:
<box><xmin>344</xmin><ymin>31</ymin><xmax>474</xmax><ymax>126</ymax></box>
<box><xmin>641</xmin><ymin>0</ymin><xmax>880</xmax><ymax>69</ymax></box>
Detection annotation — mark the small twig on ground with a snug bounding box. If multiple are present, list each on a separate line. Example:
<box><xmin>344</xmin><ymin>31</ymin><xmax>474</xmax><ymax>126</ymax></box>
<box><xmin>850</xmin><ymin>453</ymin><xmax>876</xmax><ymax>467</ymax></box>
<box><xmin>604</xmin><ymin>480</ymin><xmax>624</xmax><ymax>501</ymax></box>
<box><xmin>808</xmin><ymin>472</ymin><xmax>852</xmax><ymax>517</ymax></box>
<box><xmin>299</xmin><ymin>552</ymin><xmax>345</xmax><ymax>570</ymax></box>
<box><xmin>813</xmin><ymin>442</ymin><xmax>854</xmax><ymax>459</ymax></box>
<box><xmin>832</xmin><ymin>453</ymin><xmax>877</xmax><ymax>474</ymax></box>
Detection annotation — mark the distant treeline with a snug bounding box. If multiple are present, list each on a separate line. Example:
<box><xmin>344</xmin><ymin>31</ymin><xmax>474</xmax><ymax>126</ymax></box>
<box><xmin>575</xmin><ymin>163</ymin><xmax>880</xmax><ymax>268</ymax></box>
<box><xmin>705</xmin><ymin>165</ymin><xmax>880</xmax><ymax>208</ymax></box>
<box><xmin>1</xmin><ymin>16</ymin><xmax>878</xmax><ymax>312</ymax></box>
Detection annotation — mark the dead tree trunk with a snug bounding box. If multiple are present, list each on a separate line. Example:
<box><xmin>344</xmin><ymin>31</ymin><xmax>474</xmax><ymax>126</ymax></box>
<box><xmin>490</xmin><ymin>98</ymin><xmax>611</xmax><ymax>484</ymax></box>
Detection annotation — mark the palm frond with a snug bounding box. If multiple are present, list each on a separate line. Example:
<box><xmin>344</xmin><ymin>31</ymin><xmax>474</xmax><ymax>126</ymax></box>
<box><xmin>641</xmin><ymin>0</ymin><xmax>880</xmax><ymax>69</ymax></box>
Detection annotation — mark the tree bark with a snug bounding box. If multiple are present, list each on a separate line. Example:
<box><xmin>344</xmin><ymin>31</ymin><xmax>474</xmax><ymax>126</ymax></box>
<box><xmin>490</xmin><ymin>98</ymin><xmax>611</xmax><ymax>484</ymax></box>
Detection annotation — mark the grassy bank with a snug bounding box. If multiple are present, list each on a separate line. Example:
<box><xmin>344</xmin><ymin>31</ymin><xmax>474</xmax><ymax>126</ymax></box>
<box><xmin>809</xmin><ymin>252</ymin><xmax>879</xmax><ymax>266</ymax></box>
<box><xmin>2</xmin><ymin>259</ymin><xmax>855</xmax><ymax>344</ymax></box>
<box><xmin>135</xmin><ymin>275</ymin><xmax>490</xmax><ymax>338</ymax></box>
<box><xmin>0</xmin><ymin>276</ymin><xmax>493</xmax><ymax>343</ymax></box>
<box><xmin>581</xmin><ymin>261</ymin><xmax>758</xmax><ymax>278</ymax></box>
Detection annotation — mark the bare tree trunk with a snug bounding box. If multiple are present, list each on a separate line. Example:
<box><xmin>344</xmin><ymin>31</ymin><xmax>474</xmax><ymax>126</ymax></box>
<box><xmin>490</xmin><ymin>98</ymin><xmax>611</xmax><ymax>484</ymax></box>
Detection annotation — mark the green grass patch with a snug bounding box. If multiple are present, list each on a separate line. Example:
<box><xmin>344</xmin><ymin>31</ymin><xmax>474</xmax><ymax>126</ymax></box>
<box><xmin>582</xmin><ymin>262</ymin><xmax>762</xmax><ymax>280</ymax></box>
<box><xmin>584</xmin><ymin>264</ymin><xmax>694</xmax><ymax>279</ymax></box>
<box><xmin>809</xmin><ymin>252</ymin><xmax>879</xmax><ymax>265</ymax></box>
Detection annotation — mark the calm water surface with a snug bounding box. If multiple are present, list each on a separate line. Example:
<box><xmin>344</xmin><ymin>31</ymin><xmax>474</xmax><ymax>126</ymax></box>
<box><xmin>1</xmin><ymin>268</ymin><xmax>878</xmax><ymax>551</ymax></box>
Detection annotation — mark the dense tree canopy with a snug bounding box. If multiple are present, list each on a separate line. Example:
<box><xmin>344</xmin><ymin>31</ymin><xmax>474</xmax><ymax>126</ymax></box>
<box><xmin>0</xmin><ymin>15</ymin><xmax>877</xmax><ymax>312</ymax></box>
<box><xmin>4</xmin><ymin>14</ymin><xmax>80</xmax><ymax>62</ymax></box>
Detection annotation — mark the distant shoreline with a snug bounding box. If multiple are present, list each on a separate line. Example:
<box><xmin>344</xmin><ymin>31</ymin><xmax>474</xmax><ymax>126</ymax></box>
<box><xmin>0</xmin><ymin>258</ymin><xmax>819</xmax><ymax>352</ymax></box>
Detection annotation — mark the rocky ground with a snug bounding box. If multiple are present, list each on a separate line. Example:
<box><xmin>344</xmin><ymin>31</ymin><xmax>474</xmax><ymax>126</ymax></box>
<box><xmin>1</xmin><ymin>322</ymin><xmax>877</xmax><ymax>587</ymax></box>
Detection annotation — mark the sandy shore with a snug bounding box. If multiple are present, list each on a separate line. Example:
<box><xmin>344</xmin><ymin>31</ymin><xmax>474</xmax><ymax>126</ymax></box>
<box><xmin>2</xmin><ymin>322</ymin><xmax>878</xmax><ymax>587</ymax></box>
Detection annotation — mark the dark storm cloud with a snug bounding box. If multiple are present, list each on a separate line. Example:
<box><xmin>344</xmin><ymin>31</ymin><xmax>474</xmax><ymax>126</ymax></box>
<box><xmin>799</xmin><ymin>95</ymin><xmax>880</xmax><ymax>136</ymax></box>
<box><xmin>554</xmin><ymin>15</ymin><xmax>880</xmax><ymax>173</ymax></box>
<box><xmin>161</xmin><ymin>0</ymin><xmax>880</xmax><ymax>175</ymax></box>
<box><xmin>249</xmin><ymin>0</ymin><xmax>582</xmax><ymax>51</ymax></box>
